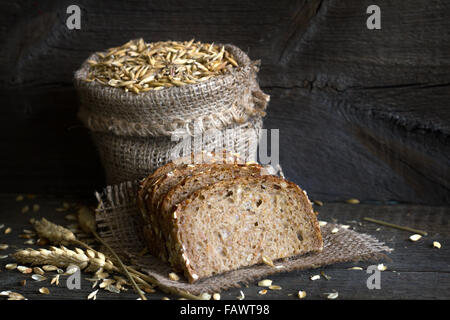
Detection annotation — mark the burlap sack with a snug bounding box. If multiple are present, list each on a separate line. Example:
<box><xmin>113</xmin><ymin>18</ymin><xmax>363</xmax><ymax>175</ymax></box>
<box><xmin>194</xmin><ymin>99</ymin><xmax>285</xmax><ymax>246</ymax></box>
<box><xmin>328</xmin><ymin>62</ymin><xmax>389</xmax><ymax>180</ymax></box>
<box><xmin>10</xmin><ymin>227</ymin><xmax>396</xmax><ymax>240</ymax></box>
<box><xmin>74</xmin><ymin>43</ymin><xmax>269</xmax><ymax>184</ymax></box>
<box><xmin>90</xmin><ymin>117</ymin><xmax>262</xmax><ymax>185</ymax></box>
<box><xmin>95</xmin><ymin>180</ymin><xmax>393</xmax><ymax>295</ymax></box>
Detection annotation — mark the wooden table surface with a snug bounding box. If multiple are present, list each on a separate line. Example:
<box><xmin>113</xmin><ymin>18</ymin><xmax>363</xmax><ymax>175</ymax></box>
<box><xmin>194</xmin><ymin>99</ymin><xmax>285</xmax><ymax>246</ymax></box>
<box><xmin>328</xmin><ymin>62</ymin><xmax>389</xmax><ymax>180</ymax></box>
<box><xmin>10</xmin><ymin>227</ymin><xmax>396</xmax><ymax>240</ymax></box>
<box><xmin>0</xmin><ymin>194</ymin><xmax>448</xmax><ymax>300</ymax></box>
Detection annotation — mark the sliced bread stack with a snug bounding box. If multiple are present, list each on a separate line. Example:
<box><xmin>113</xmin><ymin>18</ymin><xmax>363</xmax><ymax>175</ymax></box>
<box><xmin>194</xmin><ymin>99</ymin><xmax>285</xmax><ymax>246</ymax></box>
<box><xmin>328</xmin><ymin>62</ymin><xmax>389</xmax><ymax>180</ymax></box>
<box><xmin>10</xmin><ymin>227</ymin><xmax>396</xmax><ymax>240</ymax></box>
<box><xmin>138</xmin><ymin>152</ymin><xmax>323</xmax><ymax>283</ymax></box>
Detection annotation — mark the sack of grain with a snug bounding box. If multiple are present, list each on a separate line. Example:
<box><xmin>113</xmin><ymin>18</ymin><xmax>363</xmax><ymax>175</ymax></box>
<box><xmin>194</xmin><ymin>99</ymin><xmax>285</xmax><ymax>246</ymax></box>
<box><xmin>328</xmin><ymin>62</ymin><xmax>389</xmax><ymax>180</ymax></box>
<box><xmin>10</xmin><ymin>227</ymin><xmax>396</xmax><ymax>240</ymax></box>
<box><xmin>74</xmin><ymin>39</ymin><xmax>269</xmax><ymax>184</ymax></box>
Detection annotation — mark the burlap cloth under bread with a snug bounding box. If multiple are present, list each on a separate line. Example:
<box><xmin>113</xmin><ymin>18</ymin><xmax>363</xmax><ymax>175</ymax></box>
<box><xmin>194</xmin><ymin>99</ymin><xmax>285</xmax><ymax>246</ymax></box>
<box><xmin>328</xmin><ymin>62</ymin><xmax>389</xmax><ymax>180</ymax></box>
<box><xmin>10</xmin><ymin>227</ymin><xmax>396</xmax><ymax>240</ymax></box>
<box><xmin>94</xmin><ymin>180</ymin><xmax>393</xmax><ymax>295</ymax></box>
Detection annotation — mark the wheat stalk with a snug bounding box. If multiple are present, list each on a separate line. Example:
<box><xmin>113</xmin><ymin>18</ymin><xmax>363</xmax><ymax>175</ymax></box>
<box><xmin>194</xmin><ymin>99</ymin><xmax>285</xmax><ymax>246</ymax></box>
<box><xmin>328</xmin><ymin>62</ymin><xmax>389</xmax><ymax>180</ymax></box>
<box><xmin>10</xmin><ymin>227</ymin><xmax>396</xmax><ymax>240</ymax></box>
<box><xmin>30</xmin><ymin>217</ymin><xmax>145</xmax><ymax>299</ymax></box>
<box><xmin>13</xmin><ymin>246</ymin><xmax>120</xmax><ymax>272</ymax></box>
<box><xmin>29</xmin><ymin>215</ymin><xmax>204</xmax><ymax>300</ymax></box>
<box><xmin>77</xmin><ymin>207</ymin><xmax>204</xmax><ymax>300</ymax></box>
<box><xmin>13</xmin><ymin>246</ymin><xmax>90</xmax><ymax>270</ymax></box>
<box><xmin>33</xmin><ymin>218</ymin><xmax>76</xmax><ymax>245</ymax></box>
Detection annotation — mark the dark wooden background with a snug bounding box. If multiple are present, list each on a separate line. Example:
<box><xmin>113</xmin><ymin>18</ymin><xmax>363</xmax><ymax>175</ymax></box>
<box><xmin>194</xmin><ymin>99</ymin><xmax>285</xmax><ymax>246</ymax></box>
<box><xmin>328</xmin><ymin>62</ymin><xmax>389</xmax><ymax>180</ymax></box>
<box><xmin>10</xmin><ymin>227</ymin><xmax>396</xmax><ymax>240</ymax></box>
<box><xmin>0</xmin><ymin>0</ymin><xmax>449</xmax><ymax>204</ymax></box>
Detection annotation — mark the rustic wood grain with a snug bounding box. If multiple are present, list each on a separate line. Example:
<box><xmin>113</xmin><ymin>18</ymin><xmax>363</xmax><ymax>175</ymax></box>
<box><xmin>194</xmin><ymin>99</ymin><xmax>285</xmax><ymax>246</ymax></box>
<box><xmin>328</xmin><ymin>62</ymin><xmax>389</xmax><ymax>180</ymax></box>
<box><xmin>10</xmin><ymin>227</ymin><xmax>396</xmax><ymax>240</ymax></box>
<box><xmin>0</xmin><ymin>195</ymin><xmax>448</xmax><ymax>300</ymax></box>
<box><xmin>0</xmin><ymin>0</ymin><xmax>449</xmax><ymax>204</ymax></box>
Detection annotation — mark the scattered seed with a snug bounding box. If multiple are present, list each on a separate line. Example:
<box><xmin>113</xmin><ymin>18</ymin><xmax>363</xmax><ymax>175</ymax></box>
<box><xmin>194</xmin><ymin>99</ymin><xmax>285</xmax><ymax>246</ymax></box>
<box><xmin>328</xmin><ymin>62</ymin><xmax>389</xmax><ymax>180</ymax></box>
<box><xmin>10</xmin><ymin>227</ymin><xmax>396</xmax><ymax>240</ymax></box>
<box><xmin>162</xmin><ymin>297</ymin><xmax>170</xmax><ymax>300</ymax></box>
<box><xmin>346</xmin><ymin>198</ymin><xmax>360</xmax><ymax>204</ymax></box>
<box><xmin>51</xmin><ymin>275</ymin><xmax>60</xmax><ymax>286</ymax></box>
<box><xmin>409</xmin><ymin>234</ymin><xmax>422</xmax><ymax>242</ymax></box>
<box><xmin>168</xmin><ymin>272</ymin><xmax>180</xmax><ymax>281</ymax></box>
<box><xmin>87</xmin><ymin>289</ymin><xmax>98</xmax><ymax>300</ymax></box>
<box><xmin>313</xmin><ymin>200</ymin><xmax>323</xmax><ymax>206</ymax></box>
<box><xmin>319</xmin><ymin>221</ymin><xmax>328</xmax><ymax>227</ymax></box>
<box><xmin>331</xmin><ymin>227</ymin><xmax>339</xmax><ymax>234</ymax></box>
<box><xmin>237</xmin><ymin>290</ymin><xmax>245</xmax><ymax>300</ymax></box>
<box><xmin>95</xmin><ymin>271</ymin><xmax>109</xmax><ymax>279</ymax></box>
<box><xmin>258</xmin><ymin>279</ymin><xmax>273</xmax><ymax>287</ymax></box>
<box><xmin>65</xmin><ymin>264</ymin><xmax>79</xmax><ymax>275</ymax></box>
<box><xmin>298</xmin><ymin>290</ymin><xmax>307</xmax><ymax>299</ymax></box>
<box><xmin>21</xmin><ymin>205</ymin><xmax>30</xmax><ymax>213</ymax></box>
<box><xmin>17</xmin><ymin>266</ymin><xmax>32</xmax><ymax>274</ymax></box>
<box><xmin>19</xmin><ymin>234</ymin><xmax>32</xmax><ymax>239</ymax></box>
<box><xmin>32</xmin><ymin>204</ymin><xmax>40</xmax><ymax>212</ymax></box>
<box><xmin>0</xmin><ymin>255</ymin><xmax>8</xmax><ymax>259</ymax></box>
<box><xmin>258</xmin><ymin>289</ymin><xmax>268</xmax><ymax>295</ymax></box>
<box><xmin>310</xmin><ymin>275</ymin><xmax>321</xmax><ymax>281</ymax></box>
<box><xmin>33</xmin><ymin>267</ymin><xmax>45</xmax><ymax>275</ymax></box>
<box><xmin>0</xmin><ymin>244</ymin><xmax>8</xmax><ymax>250</ymax></box>
<box><xmin>4</xmin><ymin>227</ymin><xmax>12</xmax><ymax>235</ymax></box>
<box><xmin>24</xmin><ymin>239</ymin><xmax>35</xmax><ymax>245</ymax></box>
<box><xmin>65</xmin><ymin>214</ymin><xmax>77</xmax><ymax>221</ymax></box>
<box><xmin>16</xmin><ymin>195</ymin><xmax>24</xmax><ymax>201</ymax></box>
<box><xmin>262</xmin><ymin>255</ymin><xmax>275</xmax><ymax>267</ymax></box>
<box><xmin>213</xmin><ymin>293</ymin><xmax>221</xmax><ymax>300</ymax></box>
<box><xmin>324</xmin><ymin>292</ymin><xmax>339</xmax><ymax>299</ymax></box>
<box><xmin>200</xmin><ymin>293</ymin><xmax>211</xmax><ymax>300</ymax></box>
<box><xmin>20</xmin><ymin>280</ymin><xmax>26</xmax><ymax>286</ymax></box>
<box><xmin>39</xmin><ymin>287</ymin><xmax>50</xmax><ymax>295</ymax></box>
<box><xmin>99</xmin><ymin>279</ymin><xmax>115</xmax><ymax>289</ymax></box>
<box><xmin>5</xmin><ymin>263</ymin><xmax>17</xmax><ymax>270</ymax></box>
<box><xmin>104</xmin><ymin>284</ymin><xmax>121</xmax><ymax>294</ymax></box>
<box><xmin>42</xmin><ymin>265</ymin><xmax>58</xmax><ymax>272</ymax></box>
<box><xmin>340</xmin><ymin>225</ymin><xmax>350</xmax><ymax>229</ymax></box>
<box><xmin>347</xmin><ymin>267</ymin><xmax>363</xmax><ymax>270</ymax></box>
<box><xmin>320</xmin><ymin>271</ymin><xmax>331</xmax><ymax>280</ymax></box>
<box><xmin>114</xmin><ymin>276</ymin><xmax>128</xmax><ymax>289</ymax></box>
<box><xmin>433</xmin><ymin>241</ymin><xmax>441</xmax><ymax>249</ymax></box>
<box><xmin>377</xmin><ymin>264</ymin><xmax>387</xmax><ymax>271</ymax></box>
<box><xmin>32</xmin><ymin>274</ymin><xmax>47</xmax><ymax>282</ymax></box>
<box><xmin>6</xmin><ymin>291</ymin><xmax>26</xmax><ymax>300</ymax></box>
<box><xmin>269</xmin><ymin>285</ymin><xmax>282</xmax><ymax>290</ymax></box>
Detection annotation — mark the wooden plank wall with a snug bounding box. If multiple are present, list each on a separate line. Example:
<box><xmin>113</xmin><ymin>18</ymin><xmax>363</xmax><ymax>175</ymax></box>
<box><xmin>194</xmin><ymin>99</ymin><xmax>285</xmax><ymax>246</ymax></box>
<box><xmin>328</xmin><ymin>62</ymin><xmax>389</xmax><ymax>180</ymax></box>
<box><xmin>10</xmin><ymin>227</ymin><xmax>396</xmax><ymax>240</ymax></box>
<box><xmin>0</xmin><ymin>0</ymin><xmax>449</xmax><ymax>204</ymax></box>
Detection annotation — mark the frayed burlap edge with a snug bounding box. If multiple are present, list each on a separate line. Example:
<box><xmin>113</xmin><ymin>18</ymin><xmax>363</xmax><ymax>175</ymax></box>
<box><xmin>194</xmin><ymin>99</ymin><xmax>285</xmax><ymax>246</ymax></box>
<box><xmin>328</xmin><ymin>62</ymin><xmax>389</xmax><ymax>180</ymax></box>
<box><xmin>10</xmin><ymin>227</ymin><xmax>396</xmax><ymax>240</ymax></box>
<box><xmin>95</xmin><ymin>179</ymin><xmax>392</xmax><ymax>295</ymax></box>
<box><xmin>75</xmin><ymin>44</ymin><xmax>270</xmax><ymax>138</ymax></box>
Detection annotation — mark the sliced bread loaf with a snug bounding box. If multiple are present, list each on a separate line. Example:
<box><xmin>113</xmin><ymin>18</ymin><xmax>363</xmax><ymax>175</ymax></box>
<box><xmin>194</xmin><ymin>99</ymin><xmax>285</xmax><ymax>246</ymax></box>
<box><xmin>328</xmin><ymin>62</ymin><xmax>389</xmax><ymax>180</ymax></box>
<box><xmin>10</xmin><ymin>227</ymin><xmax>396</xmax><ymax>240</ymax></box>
<box><xmin>144</xmin><ymin>162</ymin><xmax>264</xmax><ymax>260</ymax></box>
<box><xmin>158</xmin><ymin>163</ymin><xmax>266</xmax><ymax>262</ymax></box>
<box><xmin>166</xmin><ymin>175</ymin><xmax>323</xmax><ymax>282</ymax></box>
<box><xmin>138</xmin><ymin>151</ymin><xmax>246</xmax><ymax>260</ymax></box>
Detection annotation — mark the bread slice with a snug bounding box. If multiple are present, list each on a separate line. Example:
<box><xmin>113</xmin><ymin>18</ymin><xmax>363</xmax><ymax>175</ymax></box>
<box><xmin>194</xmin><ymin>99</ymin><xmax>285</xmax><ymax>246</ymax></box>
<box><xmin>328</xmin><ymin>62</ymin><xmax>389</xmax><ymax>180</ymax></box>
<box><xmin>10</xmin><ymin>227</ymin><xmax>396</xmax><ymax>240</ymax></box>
<box><xmin>144</xmin><ymin>163</ymin><xmax>265</xmax><ymax>261</ymax></box>
<box><xmin>158</xmin><ymin>163</ymin><xmax>267</xmax><ymax>262</ymax></box>
<box><xmin>166</xmin><ymin>175</ymin><xmax>323</xmax><ymax>282</ymax></box>
<box><xmin>138</xmin><ymin>150</ymin><xmax>242</xmax><ymax>222</ymax></box>
<box><xmin>137</xmin><ymin>151</ymin><xmax>244</xmax><ymax>260</ymax></box>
